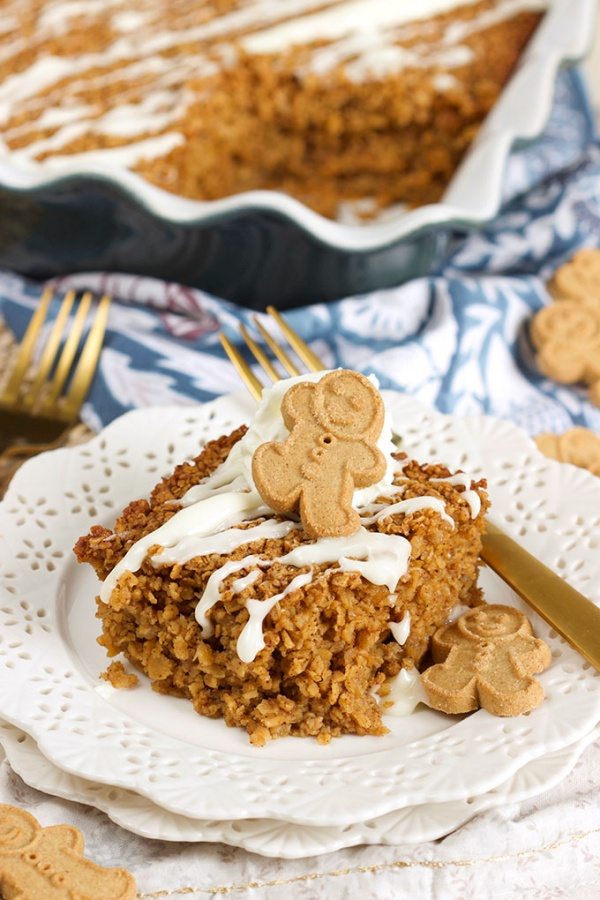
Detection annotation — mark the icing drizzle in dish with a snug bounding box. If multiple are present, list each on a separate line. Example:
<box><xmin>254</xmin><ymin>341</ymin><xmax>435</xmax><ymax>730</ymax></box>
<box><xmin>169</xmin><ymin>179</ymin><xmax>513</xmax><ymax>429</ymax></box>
<box><xmin>0</xmin><ymin>0</ymin><xmax>547</xmax><ymax>171</ymax></box>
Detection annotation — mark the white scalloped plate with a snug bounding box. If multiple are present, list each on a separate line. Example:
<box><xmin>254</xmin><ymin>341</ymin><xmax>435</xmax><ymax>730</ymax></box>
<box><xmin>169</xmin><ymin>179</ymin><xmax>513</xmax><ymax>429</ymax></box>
<box><xmin>0</xmin><ymin>720</ymin><xmax>596</xmax><ymax>858</ymax></box>
<box><xmin>0</xmin><ymin>392</ymin><xmax>599</xmax><ymax>826</ymax></box>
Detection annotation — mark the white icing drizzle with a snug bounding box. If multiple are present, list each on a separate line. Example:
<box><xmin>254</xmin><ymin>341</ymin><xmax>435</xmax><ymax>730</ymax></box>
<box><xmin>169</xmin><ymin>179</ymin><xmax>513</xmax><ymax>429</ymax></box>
<box><xmin>242</xmin><ymin>0</ymin><xmax>483</xmax><ymax>53</ymax></box>
<box><xmin>112</xmin><ymin>11</ymin><xmax>148</xmax><ymax>33</ymax></box>
<box><xmin>98</xmin><ymin>492</ymin><xmax>269</xmax><ymax>603</ymax></box>
<box><xmin>433</xmin><ymin>72</ymin><xmax>459</xmax><ymax>91</ymax></box>
<box><xmin>0</xmin><ymin>57</ymin><xmax>85</xmax><ymax>123</ymax></box>
<box><xmin>359</xmin><ymin>482</ymin><xmax>406</xmax><ymax>515</ymax></box>
<box><xmin>6</xmin><ymin>104</ymin><xmax>95</xmax><ymax>139</ymax></box>
<box><xmin>431</xmin><ymin>473</ymin><xmax>481</xmax><ymax>519</ymax></box>
<box><xmin>361</xmin><ymin>496</ymin><xmax>454</xmax><ymax>529</ymax></box>
<box><xmin>237</xmin><ymin>572</ymin><xmax>314</xmax><ymax>663</ymax></box>
<box><xmin>280</xmin><ymin>528</ymin><xmax>411</xmax><ymax>594</ymax></box>
<box><xmin>178</xmin><ymin>474</ymin><xmax>249</xmax><ymax>507</ymax></box>
<box><xmin>244</xmin><ymin>0</ymin><xmax>547</xmax><ymax>81</ymax></box>
<box><xmin>339</xmin><ymin>43</ymin><xmax>473</xmax><ymax>84</ymax></box>
<box><xmin>122</xmin><ymin>0</ymin><xmax>335</xmax><ymax>58</ymax></box>
<box><xmin>96</xmin><ymin>372</ymin><xmax>474</xmax><ymax>664</ymax></box>
<box><xmin>0</xmin><ymin>16</ymin><xmax>19</xmax><ymax>37</ymax></box>
<box><xmin>442</xmin><ymin>0</ymin><xmax>547</xmax><ymax>48</ymax></box>
<box><xmin>195</xmin><ymin>554</ymin><xmax>263</xmax><ymax>636</ymax></box>
<box><xmin>92</xmin><ymin>91</ymin><xmax>191</xmax><ymax>139</ymax></box>
<box><xmin>37</xmin><ymin>133</ymin><xmax>187</xmax><ymax>169</ymax></box>
<box><xmin>151</xmin><ymin>519</ymin><xmax>296</xmax><ymax>569</ymax></box>
<box><xmin>390</xmin><ymin>611</ymin><xmax>411</xmax><ymax>647</ymax></box>
<box><xmin>0</xmin><ymin>0</ymin><xmax>547</xmax><ymax>168</ymax></box>
<box><xmin>380</xmin><ymin>667</ymin><xmax>428</xmax><ymax>717</ymax></box>
<box><xmin>231</xmin><ymin>568</ymin><xmax>262</xmax><ymax>595</ymax></box>
<box><xmin>192</xmin><ymin>525</ymin><xmax>412</xmax><ymax>661</ymax></box>
<box><xmin>40</xmin><ymin>0</ymin><xmax>128</xmax><ymax>32</ymax></box>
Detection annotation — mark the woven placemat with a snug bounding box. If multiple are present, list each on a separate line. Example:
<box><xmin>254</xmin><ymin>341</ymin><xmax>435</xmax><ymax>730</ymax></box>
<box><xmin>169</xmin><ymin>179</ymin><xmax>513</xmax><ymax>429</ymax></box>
<box><xmin>0</xmin><ymin>318</ymin><xmax>94</xmax><ymax>498</ymax></box>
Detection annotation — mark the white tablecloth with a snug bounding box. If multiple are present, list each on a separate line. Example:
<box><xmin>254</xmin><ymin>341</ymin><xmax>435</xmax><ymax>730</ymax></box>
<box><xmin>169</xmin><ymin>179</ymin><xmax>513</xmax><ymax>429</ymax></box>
<box><xmin>1</xmin><ymin>736</ymin><xmax>599</xmax><ymax>899</ymax></box>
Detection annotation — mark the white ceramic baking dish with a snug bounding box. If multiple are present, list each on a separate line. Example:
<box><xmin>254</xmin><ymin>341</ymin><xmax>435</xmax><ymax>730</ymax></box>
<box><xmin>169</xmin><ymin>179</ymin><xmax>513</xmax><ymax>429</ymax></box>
<box><xmin>0</xmin><ymin>0</ymin><xmax>596</xmax><ymax>308</ymax></box>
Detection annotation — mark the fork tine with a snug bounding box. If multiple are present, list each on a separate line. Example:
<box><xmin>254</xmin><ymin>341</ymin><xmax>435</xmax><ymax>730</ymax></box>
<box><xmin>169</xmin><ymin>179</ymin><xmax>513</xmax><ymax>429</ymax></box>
<box><xmin>42</xmin><ymin>291</ymin><xmax>93</xmax><ymax>410</ymax></box>
<box><xmin>0</xmin><ymin>286</ymin><xmax>53</xmax><ymax>406</ymax></box>
<box><xmin>61</xmin><ymin>294</ymin><xmax>111</xmax><ymax>420</ymax></box>
<box><xmin>266</xmin><ymin>307</ymin><xmax>324</xmax><ymax>372</ymax></box>
<box><xmin>239</xmin><ymin>324</ymin><xmax>280</xmax><ymax>383</ymax></box>
<box><xmin>252</xmin><ymin>316</ymin><xmax>300</xmax><ymax>377</ymax></box>
<box><xmin>21</xmin><ymin>290</ymin><xmax>76</xmax><ymax>411</ymax></box>
<box><xmin>219</xmin><ymin>333</ymin><xmax>263</xmax><ymax>401</ymax></box>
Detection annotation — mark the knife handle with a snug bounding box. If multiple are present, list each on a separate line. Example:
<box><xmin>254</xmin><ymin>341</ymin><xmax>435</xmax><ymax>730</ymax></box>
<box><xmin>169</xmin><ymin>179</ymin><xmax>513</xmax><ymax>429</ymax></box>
<box><xmin>480</xmin><ymin>522</ymin><xmax>600</xmax><ymax>671</ymax></box>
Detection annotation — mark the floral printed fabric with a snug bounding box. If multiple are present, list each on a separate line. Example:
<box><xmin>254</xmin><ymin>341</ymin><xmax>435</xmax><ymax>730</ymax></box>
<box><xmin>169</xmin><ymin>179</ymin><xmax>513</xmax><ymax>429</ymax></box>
<box><xmin>0</xmin><ymin>70</ymin><xmax>599</xmax><ymax>439</ymax></box>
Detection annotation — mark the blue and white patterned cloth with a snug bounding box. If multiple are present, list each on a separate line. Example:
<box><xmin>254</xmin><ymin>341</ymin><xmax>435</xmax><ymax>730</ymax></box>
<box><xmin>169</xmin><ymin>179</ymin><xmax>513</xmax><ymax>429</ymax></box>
<box><xmin>1</xmin><ymin>69</ymin><xmax>599</xmax><ymax>436</ymax></box>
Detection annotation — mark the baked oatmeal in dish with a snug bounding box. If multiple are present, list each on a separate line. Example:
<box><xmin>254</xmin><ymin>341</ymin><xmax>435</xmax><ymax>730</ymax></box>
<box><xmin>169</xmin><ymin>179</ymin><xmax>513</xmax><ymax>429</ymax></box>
<box><xmin>1</xmin><ymin>0</ymin><xmax>545</xmax><ymax>217</ymax></box>
<box><xmin>75</xmin><ymin>372</ymin><xmax>489</xmax><ymax>745</ymax></box>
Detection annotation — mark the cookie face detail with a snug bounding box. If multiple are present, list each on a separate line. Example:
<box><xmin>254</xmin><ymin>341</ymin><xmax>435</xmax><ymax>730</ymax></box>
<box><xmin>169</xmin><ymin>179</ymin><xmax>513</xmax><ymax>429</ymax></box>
<box><xmin>314</xmin><ymin>370</ymin><xmax>383</xmax><ymax>437</ymax></box>
<box><xmin>549</xmin><ymin>248</ymin><xmax>600</xmax><ymax>304</ymax></box>
<box><xmin>0</xmin><ymin>804</ymin><xmax>136</xmax><ymax>899</ymax></box>
<box><xmin>252</xmin><ymin>370</ymin><xmax>386</xmax><ymax>538</ymax></box>
<box><xmin>421</xmin><ymin>605</ymin><xmax>551</xmax><ymax>717</ymax></box>
<box><xmin>459</xmin><ymin>605</ymin><xmax>523</xmax><ymax>640</ymax></box>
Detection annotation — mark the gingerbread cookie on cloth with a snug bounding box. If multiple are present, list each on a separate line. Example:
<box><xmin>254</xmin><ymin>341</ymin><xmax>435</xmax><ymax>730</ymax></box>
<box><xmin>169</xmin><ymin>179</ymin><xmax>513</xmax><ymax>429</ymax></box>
<box><xmin>252</xmin><ymin>370</ymin><xmax>386</xmax><ymax>538</ymax></box>
<box><xmin>0</xmin><ymin>804</ymin><xmax>136</xmax><ymax>899</ymax></box>
<box><xmin>421</xmin><ymin>605</ymin><xmax>551</xmax><ymax>717</ymax></box>
<box><xmin>531</xmin><ymin>300</ymin><xmax>600</xmax><ymax>405</ymax></box>
<box><xmin>548</xmin><ymin>247</ymin><xmax>600</xmax><ymax>304</ymax></box>
<box><xmin>531</xmin><ymin>249</ymin><xmax>600</xmax><ymax>406</ymax></box>
<box><xmin>535</xmin><ymin>427</ymin><xmax>600</xmax><ymax>478</ymax></box>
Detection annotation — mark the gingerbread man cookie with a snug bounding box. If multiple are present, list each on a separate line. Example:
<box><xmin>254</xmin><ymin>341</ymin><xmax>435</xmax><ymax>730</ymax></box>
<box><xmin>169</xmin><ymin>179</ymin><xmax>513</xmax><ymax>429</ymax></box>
<box><xmin>252</xmin><ymin>370</ymin><xmax>386</xmax><ymax>538</ymax></box>
<box><xmin>530</xmin><ymin>298</ymin><xmax>600</xmax><ymax>407</ymax></box>
<box><xmin>535</xmin><ymin>427</ymin><xmax>600</xmax><ymax>478</ymax></box>
<box><xmin>0</xmin><ymin>804</ymin><xmax>136</xmax><ymax>899</ymax></box>
<box><xmin>421</xmin><ymin>605</ymin><xmax>551</xmax><ymax>717</ymax></box>
<box><xmin>548</xmin><ymin>248</ymin><xmax>600</xmax><ymax>304</ymax></box>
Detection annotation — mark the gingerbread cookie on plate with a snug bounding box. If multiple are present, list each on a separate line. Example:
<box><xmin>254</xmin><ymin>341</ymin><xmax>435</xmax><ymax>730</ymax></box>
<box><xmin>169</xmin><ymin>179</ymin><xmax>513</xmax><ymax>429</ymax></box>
<box><xmin>421</xmin><ymin>605</ymin><xmax>551</xmax><ymax>717</ymax></box>
<box><xmin>253</xmin><ymin>369</ymin><xmax>386</xmax><ymax>538</ymax></box>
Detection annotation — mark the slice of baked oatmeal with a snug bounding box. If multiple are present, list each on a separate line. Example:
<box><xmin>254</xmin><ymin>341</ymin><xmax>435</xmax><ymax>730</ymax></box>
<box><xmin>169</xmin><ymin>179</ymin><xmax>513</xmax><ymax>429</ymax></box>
<box><xmin>75</xmin><ymin>374</ymin><xmax>488</xmax><ymax>745</ymax></box>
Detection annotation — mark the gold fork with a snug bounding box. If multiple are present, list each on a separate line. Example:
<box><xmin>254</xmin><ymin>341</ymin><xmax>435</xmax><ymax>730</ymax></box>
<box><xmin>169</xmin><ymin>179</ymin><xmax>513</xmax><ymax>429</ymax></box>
<box><xmin>0</xmin><ymin>287</ymin><xmax>111</xmax><ymax>453</ymax></box>
<box><xmin>220</xmin><ymin>307</ymin><xmax>600</xmax><ymax>672</ymax></box>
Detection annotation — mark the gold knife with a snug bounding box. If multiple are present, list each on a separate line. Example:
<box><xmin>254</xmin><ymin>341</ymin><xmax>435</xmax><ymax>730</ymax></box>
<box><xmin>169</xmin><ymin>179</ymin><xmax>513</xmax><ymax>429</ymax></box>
<box><xmin>481</xmin><ymin>522</ymin><xmax>600</xmax><ymax>671</ymax></box>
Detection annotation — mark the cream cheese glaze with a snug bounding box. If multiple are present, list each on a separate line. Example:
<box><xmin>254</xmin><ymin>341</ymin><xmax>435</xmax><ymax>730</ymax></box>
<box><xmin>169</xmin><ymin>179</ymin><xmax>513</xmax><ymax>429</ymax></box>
<box><xmin>193</xmin><ymin>526</ymin><xmax>413</xmax><ymax>658</ymax></box>
<box><xmin>380</xmin><ymin>667</ymin><xmax>429</xmax><ymax>716</ymax></box>
<box><xmin>242</xmin><ymin>0</ymin><xmax>486</xmax><ymax>53</ymax></box>
<box><xmin>390</xmin><ymin>611</ymin><xmax>412</xmax><ymax>647</ymax></box>
<box><xmin>197</xmin><ymin>554</ymin><xmax>264</xmax><ymax>637</ymax></box>
<box><xmin>100</xmin><ymin>371</ymin><xmax>463</xmax><ymax>663</ymax></box>
<box><xmin>432</xmin><ymin>473</ymin><xmax>481</xmax><ymax>518</ymax></box>
<box><xmin>237</xmin><ymin>571</ymin><xmax>314</xmax><ymax>663</ymax></box>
